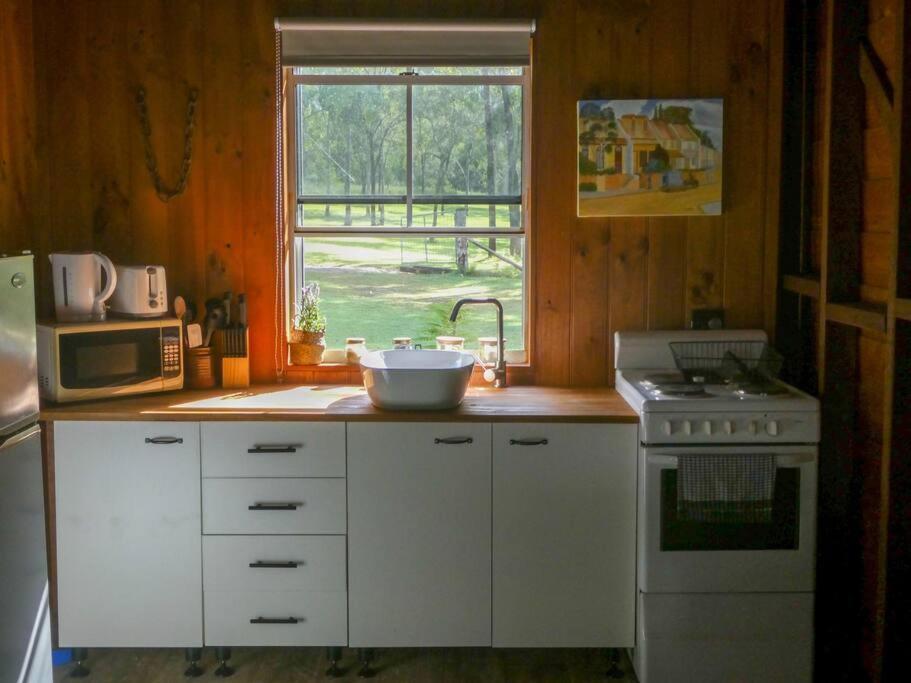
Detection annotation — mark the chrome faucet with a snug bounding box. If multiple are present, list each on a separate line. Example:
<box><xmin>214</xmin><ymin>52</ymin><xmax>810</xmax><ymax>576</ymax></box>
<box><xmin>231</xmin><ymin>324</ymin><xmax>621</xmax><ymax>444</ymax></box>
<box><xmin>449</xmin><ymin>298</ymin><xmax>507</xmax><ymax>388</ymax></box>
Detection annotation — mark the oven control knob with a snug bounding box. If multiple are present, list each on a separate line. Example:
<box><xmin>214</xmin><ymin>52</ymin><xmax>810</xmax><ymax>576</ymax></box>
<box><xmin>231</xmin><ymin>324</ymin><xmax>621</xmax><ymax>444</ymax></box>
<box><xmin>703</xmin><ymin>420</ymin><xmax>713</xmax><ymax>435</ymax></box>
<box><xmin>663</xmin><ymin>420</ymin><xmax>673</xmax><ymax>436</ymax></box>
<box><xmin>766</xmin><ymin>420</ymin><xmax>780</xmax><ymax>436</ymax></box>
<box><xmin>748</xmin><ymin>420</ymin><xmax>758</xmax><ymax>435</ymax></box>
<box><xmin>682</xmin><ymin>420</ymin><xmax>692</xmax><ymax>435</ymax></box>
<box><xmin>723</xmin><ymin>420</ymin><xmax>734</xmax><ymax>435</ymax></box>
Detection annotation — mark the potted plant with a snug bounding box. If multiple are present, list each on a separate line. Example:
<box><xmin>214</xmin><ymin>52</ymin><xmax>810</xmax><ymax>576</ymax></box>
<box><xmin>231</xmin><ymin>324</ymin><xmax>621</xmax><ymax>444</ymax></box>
<box><xmin>289</xmin><ymin>283</ymin><xmax>327</xmax><ymax>365</ymax></box>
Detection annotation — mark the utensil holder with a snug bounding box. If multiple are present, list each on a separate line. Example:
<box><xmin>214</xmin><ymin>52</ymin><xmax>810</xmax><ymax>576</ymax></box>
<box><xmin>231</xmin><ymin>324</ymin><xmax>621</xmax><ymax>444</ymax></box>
<box><xmin>214</xmin><ymin>328</ymin><xmax>250</xmax><ymax>389</ymax></box>
<box><xmin>185</xmin><ymin>347</ymin><xmax>216</xmax><ymax>389</ymax></box>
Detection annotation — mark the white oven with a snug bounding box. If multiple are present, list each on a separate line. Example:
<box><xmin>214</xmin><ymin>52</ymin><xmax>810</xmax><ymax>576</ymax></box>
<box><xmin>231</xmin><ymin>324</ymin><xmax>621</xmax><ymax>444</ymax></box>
<box><xmin>639</xmin><ymin>443</ymin><xmax>817</xmax><ymax>594</ymax></box>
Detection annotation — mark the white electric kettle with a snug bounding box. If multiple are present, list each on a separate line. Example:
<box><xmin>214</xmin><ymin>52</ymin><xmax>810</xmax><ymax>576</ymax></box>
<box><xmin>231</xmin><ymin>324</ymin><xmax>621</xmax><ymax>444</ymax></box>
<box><xmin>48</xmin><ymin>252</ymin><xmax>117</xmax><ymax>322</ymax></box>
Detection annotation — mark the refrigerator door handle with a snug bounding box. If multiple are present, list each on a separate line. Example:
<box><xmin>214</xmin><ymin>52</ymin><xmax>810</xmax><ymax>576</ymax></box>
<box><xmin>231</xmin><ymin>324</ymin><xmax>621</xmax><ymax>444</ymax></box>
<box><xmin>0</xmin><ymin>424</ymin><xmax>41</xmax><ymax>453</ymax></box>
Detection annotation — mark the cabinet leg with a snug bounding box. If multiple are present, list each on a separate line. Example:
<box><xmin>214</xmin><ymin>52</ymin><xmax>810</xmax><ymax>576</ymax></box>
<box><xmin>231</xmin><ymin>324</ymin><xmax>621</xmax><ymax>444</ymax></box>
<box><xmin>325</xmin><ymin>646</ymin><xmax>344</xmax><ymax>677</ymax></box>
<box><xmin>357</xmin><ymin>648</ymin><xmax>377</xmax><ymax>678</ymax></box>
<box><xmin>213</xmin><ymin>647</ymin><xmax>235</xmax><ymax>678</ymax></box>
<box><xmin>605</xmin><ymin>648</ymin><xmax>623</xmax><ymax>679</ymax></box>
<box><xmin>183</xmin><ymin>648</ymin><xmax>203</xmax><ymax>678</ymax></box>
<box><xmin>68</xmin><ymin>648</ymin><xmax>90</xmax><ymax>678</ymax></box>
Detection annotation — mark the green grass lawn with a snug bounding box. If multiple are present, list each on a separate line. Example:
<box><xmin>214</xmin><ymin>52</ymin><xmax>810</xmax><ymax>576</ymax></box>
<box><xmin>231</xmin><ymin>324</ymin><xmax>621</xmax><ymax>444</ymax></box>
<box><xmin>301</xmin><ymin>203</ymin><xmax>521</xmax><ymax>229</ymax></box>
<box><xmin>299</xmin><ymin>233</ymin><xmax>525</xmax><ymax>351</ymax></box>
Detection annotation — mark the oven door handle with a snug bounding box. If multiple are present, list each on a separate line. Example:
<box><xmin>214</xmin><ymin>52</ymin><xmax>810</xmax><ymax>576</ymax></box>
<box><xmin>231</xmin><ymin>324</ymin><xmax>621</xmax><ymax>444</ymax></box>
<box><xmin>646</xmin><ymin>453</ymin><xmax>816</xmax><ymax>467</ymax></box>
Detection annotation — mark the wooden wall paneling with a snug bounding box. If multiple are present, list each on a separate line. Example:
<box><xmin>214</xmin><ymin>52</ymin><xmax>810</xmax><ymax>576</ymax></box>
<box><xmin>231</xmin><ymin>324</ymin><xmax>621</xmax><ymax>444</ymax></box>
<box><xmin>645</xmin><ymin>1</ymin><xmax>690</xmax><ymax>331</ymax></box>
<box><xmin>604</xmin><ymin>5</ymin><xmax>649</xmax><ymax>342</ymax></box>
<box><xmin>531</xmin><ymin>0</ymin><xmax>576</xmax><ymax>385</ymax></box>
<box><xmin>85</xmin><ymin>0</ymin><xmax>131</xmax><ymax>267</ymax></box>
<box><xmin>126</xmin><ymin>2</ymin><xmax>170</xmax><ymax>272</ymax></box>
<box><xmin>0</xmin><ymin>0</ymin><xmax>40</xmax><ymax>255</ymax></box>
<box><xmin>722</xmin><ymin>0</ymin><xmax>771</xmax><ymax>330</ymax></box>
<box><xmin>43</xmin><ymin>1</ymin><xmax>93</xmax><ymax>315</ymax></box>
<box><xmin>763</xmin><ymin>0</ymin><xmax>785</xmax><ymax>339</ymax></box>
<box><xmin>568</xmin><ymin>0</ymin><xmax>610</xmax><ymax>387</ymax></box>
<box><xmin>162</xmin><ymin>0</ymin><xmax>208</xmax><ymax>315</ymax></box>
<box><xmin>685</xmin><ymin>0</ymin><xmax>728</xmax><ymax>320</ymax></box>
<box><xmin>202</xmin><ymin>0</ymin><xmax>246</xmax><ymax>301</ymax></box>
<box><xmin>240</xmin><ymin>1</ymin><xmax>279</xmax><ymax>382</ymax></box>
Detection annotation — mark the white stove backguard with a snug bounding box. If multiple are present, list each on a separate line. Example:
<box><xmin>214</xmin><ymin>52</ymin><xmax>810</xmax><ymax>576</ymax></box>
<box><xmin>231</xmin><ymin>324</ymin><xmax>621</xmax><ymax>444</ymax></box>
<box><xmin>614</xmin><ymin>329</ymin><xmax>768</xmax><ymax>371</ymax></box>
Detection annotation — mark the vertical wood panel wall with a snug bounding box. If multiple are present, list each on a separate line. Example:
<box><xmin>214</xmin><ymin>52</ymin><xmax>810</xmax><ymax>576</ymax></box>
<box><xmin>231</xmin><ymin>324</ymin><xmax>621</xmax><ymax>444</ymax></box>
<box><xmin>1</xmin><ymin>0</ymin><xmax>783</xmax><ymax>384</ymax></box>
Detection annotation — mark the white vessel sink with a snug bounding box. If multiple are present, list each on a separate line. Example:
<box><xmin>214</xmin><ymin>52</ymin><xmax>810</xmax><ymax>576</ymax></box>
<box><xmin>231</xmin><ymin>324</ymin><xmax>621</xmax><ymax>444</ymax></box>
<box><xmin>360</xmin><ymin>349</ymin><xmax>475</xmax><ymax>410</ymax></box>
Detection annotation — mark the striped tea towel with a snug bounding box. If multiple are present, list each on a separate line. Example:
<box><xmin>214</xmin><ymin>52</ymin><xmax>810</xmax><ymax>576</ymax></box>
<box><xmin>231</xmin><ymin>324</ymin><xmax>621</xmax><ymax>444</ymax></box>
<box><xmin>677</xmin><ymin>454</ymin><xmax>777</xmax><ymax>523</ymax></box>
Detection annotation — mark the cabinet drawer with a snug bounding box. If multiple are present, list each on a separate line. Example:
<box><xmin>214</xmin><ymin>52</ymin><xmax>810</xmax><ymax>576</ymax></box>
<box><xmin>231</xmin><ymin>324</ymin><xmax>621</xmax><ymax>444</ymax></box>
<box><xmin>204</xmin><ymin>590</ymin><xmax>347</xmax><ymax>646</ymax></box>
<box><xmin>202</xmin><ymin>479</ymin><xmax>346</xmax><ymax>535</ymax></box>
<box><xmin>203</xmin><ymin>536</ymin><xmax>346</xmax><ymax>592</ymax></box>
<box><xmin>201</xmin><ymin>422</ymin><xmax>345</xmax><ymax>478</ymax></box>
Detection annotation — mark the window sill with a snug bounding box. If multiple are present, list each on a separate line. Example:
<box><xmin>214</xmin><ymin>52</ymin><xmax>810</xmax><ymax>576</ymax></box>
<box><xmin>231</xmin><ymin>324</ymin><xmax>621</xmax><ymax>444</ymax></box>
<box><xmin>283</xmin><ymin>360</ymin><xmax>533</xmax><ymax>386</ymax></box>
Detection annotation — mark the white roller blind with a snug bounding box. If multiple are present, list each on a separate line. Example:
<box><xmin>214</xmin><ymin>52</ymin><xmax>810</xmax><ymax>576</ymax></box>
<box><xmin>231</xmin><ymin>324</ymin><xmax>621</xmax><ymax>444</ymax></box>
<box><xmin>275</xmin><ymin>18</ymin><xmax>535</xmax><ymax>67</ymax></box>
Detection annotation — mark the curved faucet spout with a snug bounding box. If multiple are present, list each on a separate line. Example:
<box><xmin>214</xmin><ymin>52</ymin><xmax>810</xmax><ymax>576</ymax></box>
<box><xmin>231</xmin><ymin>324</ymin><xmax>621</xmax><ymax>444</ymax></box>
<box><xmin>448</xmin><ymin>298</ymin><xmax>507</xmax><ymax>388</ymax></box>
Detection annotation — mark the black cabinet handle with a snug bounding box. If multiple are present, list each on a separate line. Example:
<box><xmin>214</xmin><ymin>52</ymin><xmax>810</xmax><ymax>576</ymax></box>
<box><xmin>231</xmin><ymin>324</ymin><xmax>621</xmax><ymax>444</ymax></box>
<box><xmin>249</xmin><ymin>617</ymin><xmax>303</xmax><ymax>625</ymax></box>
<box><xmin>247</xmin><ymin>502</ymin><xmax>302</xmax><ymax>511</ymax></box>
<box><xmin>434</xmin><ymin>437</ymin><xmax>474</xmax><ymax>445</ymax></box>
<box><xmin>247</xmin><ymin>445</ymin><xmax>299</xmax><ymax>454</ymax></box>
<box><xmin>509</xmin><ymin>438</ymin><xmax>549</xmax><ymax>446</ymax></box>
<box><xmin>249</xmin><ymin>561</ymin><xmax>303</xmax><ymax>569</ymax></box>
<box><xmin>145</xmin><ymin>436</ymin><xmax>184</xmax><ymax>445</ymax></box>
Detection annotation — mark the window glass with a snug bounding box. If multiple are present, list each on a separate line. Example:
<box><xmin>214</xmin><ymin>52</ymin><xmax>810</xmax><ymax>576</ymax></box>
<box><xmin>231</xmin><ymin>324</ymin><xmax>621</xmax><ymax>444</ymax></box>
<box><xmin>296</xmin><ymin>84</ymin><xmax>406</xmax><ymax>198</ymax></box>
<box><xmin>295</xmin><ymin>236</ymin><xmax>524</xmax><ymax>351</ymax></box>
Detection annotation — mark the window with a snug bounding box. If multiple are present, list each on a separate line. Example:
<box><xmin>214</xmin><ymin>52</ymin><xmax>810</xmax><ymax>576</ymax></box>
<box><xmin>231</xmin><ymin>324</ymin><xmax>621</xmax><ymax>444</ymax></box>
<box><xmin>287</xmin><ymin>65</ymin><xmax>528</xmax><ymax>358</ymax></box>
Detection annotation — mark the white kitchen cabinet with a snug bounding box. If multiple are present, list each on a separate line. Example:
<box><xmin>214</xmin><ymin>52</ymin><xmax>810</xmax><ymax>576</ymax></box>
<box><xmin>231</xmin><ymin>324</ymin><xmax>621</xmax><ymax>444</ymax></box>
<box><xmin>492</xmin><ymin>423</ymin><xmax>637</xmax><ymax>647</ymax></box>
<box><xmin>347</xmin><ymin>422</ymin><xmax>492</xmax><ymax>647</ymax></box>
<box><xmin>54</xmin><ymin>421</ymin><xmax>203</xmax><ymax>647</ymax></box>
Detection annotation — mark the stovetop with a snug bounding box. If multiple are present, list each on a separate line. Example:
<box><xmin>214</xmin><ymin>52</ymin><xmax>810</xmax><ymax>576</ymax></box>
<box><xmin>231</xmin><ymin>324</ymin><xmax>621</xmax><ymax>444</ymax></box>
<box><xmin>617</xmin><ymin>369</ymin><xmax>817</xmax><ymax>413</ymax></box>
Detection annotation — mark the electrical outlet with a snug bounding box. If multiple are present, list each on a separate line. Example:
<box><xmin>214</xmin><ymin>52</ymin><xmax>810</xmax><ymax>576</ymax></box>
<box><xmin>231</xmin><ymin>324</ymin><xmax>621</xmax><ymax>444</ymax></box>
<box><xmin>690</xmin><ymin>308</ymin><xmax>725</xmax><ymax>330</ymax></box>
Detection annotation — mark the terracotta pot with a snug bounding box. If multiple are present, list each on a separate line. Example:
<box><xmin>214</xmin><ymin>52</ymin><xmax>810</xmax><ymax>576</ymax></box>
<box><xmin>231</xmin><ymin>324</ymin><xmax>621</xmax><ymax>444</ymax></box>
<box><xmin>288</xmin><ymin>330</ymin><xmax>325</xmax><ymax>365</ymax></box>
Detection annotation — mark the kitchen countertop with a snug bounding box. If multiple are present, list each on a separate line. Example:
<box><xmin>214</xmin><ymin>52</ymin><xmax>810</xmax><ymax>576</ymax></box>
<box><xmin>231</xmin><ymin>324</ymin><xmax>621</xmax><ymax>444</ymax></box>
<box><xmin>40</xmin><ymin>384</ymin><xmax>638</xmax><ymax>423</ymax></box>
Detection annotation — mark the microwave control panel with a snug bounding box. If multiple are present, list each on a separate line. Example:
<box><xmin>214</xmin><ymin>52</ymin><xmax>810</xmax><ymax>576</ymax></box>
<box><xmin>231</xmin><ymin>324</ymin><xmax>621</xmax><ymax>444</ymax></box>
<box><xmin>162</xmin><ymin>326</ymin><xmax>182</xmax><ymax>378</ymax></box>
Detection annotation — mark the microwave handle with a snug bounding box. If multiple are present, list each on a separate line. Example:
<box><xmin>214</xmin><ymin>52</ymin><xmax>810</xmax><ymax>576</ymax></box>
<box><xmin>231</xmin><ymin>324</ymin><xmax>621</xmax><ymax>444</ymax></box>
<box><xmin>647</xmin><ymin>453</ymin><xmax>816</xmax><ymax>467</ymax></box>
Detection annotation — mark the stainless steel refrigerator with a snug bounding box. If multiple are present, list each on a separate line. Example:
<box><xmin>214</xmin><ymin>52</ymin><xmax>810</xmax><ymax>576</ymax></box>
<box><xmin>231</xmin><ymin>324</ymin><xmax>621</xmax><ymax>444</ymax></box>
<box><xmin>0</xmin><ymin>253</ymin><xmax>52</xmax><ymax>683</ymax></box>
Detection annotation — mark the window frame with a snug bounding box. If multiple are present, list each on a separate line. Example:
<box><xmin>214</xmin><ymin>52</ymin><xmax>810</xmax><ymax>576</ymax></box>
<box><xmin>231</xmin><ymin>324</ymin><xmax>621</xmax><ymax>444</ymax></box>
<box><xmin>284</xmin><ymin>66</ymin><xmax>532</xmax><ymax>362</ymax></box>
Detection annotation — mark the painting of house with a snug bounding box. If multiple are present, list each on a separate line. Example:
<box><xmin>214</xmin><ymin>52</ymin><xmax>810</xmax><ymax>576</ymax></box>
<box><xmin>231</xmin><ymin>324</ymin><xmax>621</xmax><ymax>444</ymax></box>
<box><xmin>578</xmin><ymin>98</ymin><xmax>723</xmax><ymax>216</ymax></box>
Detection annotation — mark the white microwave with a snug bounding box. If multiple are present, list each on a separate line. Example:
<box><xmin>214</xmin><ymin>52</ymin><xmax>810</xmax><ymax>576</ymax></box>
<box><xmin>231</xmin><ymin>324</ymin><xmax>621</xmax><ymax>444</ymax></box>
<box><xmin>37</xmin><ymin>318</ymin><xmax>183</xmax><ymax>403</ymax></box>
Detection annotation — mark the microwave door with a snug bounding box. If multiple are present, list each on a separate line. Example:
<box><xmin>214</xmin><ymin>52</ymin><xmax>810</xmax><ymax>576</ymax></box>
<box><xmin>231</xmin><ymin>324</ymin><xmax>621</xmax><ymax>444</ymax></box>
<box><xmin>58</xmin><ymin>328</ymin><xmax>162</xmax><ymax>389</ymax></box>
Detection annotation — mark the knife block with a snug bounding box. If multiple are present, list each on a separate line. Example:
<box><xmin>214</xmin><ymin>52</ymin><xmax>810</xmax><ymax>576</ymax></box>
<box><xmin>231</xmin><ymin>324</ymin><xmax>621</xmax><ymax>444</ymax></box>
<box><xmin>213</xmin><ymin>329</ymin><xmax>250</xmax><ymax>389</ymax></box>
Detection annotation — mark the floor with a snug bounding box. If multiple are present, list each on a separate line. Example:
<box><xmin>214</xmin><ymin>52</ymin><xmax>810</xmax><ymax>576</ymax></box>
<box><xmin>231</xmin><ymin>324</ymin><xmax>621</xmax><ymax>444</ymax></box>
<box><xmin>52</xmin><ymin>647</ymin><xmax>638</xmax><ymax>682</ymax></box>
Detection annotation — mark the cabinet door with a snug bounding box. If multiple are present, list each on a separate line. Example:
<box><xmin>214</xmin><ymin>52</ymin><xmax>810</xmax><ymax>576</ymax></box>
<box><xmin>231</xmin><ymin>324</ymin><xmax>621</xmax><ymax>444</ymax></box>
<box><xmin>492</xmin><ymin>423</ymin><xmax>637</xmax><ymax>647</ymax></box>
<box><xmin>347</xmin><ymin>422</ymin><xmax>491</xmax><ymax>647</ymax></box>
<box><xmin>55</xmin><ymin>421</ymin><xmax>202</xmax><ymax>647</ymax></box>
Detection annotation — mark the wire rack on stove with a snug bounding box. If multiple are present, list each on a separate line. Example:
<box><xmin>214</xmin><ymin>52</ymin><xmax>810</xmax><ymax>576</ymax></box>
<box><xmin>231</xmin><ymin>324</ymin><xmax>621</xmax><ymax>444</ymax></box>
<box><xmin>669</xmin><ymin>341</ymin><xmax>783</xmax><ymax>382</ymax></box>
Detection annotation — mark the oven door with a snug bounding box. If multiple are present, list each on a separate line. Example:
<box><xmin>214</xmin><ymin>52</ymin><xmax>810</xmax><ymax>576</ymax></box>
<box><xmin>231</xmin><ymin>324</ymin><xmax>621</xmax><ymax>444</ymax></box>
<box><xmin>58</xmin><ymin>327</ymin><xmax>163</xmax><ymax>391</ymax></box>
<box><xmin>639</xmin><ymin>443</ymin><xmax>817</xmax><ymax>593</ymax></box>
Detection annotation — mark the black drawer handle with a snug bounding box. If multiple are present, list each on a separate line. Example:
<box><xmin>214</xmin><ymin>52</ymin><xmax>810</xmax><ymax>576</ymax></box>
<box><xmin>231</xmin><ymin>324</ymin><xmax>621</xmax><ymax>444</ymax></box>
<box><xmin>145</xmin><ymin>436</ymin><xmax>184</xmax><ymax>445</ymax></box>
<box><xmin>434</xmin><ymin>437</ymin><xmax>474</xmax><ymax>445</ymax></box>
<box><xmin>250</xmin><ymin>617</ymin><xmax>303</xmax><ymax>625</ymax></box>
<box><xmin>248</xmin><ymin>445</ymin><xmax>299</xmax><ymax>454</ymax></box>
<box><xmin>247</xmin><ymin>502</ymin><xmax>302</xmax><ymax>511</ymax></box>
<box><xmin>249</xmin><ymin>560</ymin><xmax>303</xmax><ymax>569</ymax></box>
<box><xmin>509</xmin><ymin>438</ymin><xmax>549</xmax><ymax>446</ymax></box>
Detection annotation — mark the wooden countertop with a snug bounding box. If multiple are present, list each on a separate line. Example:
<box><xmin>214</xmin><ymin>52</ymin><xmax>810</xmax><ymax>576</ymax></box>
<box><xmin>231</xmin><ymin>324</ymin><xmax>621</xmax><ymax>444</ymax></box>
<box><xmin>40</xmin><ymin>384</ymin><xmax>638</xmax><ymax>424</ymax></box>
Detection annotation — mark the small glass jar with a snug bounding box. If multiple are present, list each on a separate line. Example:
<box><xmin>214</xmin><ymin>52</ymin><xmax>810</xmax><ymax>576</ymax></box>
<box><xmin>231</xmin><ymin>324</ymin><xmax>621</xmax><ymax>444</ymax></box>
<box><xmin>393</xmin><ymin>337</ymin><xmax>413</xmax><ymax>350</ymax></box>
<box><xmin>345</xmin><ymin>337</ymin><xmax>367</xmax><ymax>364</ymax></box>
<box><xmin>436</xmin><ymin>335</ymin><xmax>465</xmax><ymax>351</ymax></box>
<box><xmin>478</xmin><ymin>336</ymin><xmax>504</xmax><ymax>363</ymax></box>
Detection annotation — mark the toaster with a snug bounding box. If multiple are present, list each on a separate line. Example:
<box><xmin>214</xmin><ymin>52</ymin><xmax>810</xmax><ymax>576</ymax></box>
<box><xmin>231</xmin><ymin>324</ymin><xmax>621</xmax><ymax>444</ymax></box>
<box><xmin>110</xmin><ymin>265</ymin><xmax>168</xmax><ymax>317</ymax></box>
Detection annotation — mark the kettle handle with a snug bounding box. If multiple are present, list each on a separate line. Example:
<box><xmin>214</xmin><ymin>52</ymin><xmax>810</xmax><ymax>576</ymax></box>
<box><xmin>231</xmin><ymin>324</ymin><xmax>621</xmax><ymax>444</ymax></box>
<box><xmin>93</xmin><ymin>253</ymin><xmax>118</xmax><ymax>304</ymax></box>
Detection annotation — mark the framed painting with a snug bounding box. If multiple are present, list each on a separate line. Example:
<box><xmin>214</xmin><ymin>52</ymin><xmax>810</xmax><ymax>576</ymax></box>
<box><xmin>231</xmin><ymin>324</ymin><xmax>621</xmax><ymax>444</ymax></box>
<box><xmin>577</xmin><ymin>98</ymin><xmax>723</xmax><ymax>217</ymax></box>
